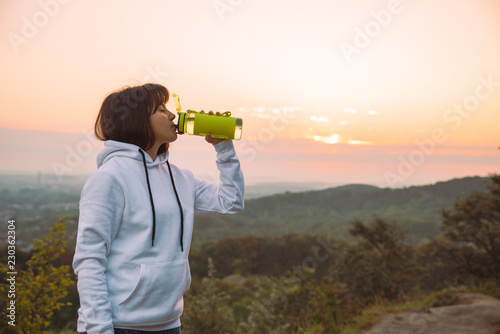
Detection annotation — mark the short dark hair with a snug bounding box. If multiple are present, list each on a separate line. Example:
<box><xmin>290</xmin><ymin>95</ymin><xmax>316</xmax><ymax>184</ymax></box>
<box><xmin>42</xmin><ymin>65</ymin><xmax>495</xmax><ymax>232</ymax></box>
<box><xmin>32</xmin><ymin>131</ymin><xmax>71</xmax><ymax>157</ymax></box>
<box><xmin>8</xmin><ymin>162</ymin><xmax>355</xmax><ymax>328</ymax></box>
<box><xmin>95</xmin><ymin>83</ymin><xmax>170</xmax><ymax>154</ymax></box>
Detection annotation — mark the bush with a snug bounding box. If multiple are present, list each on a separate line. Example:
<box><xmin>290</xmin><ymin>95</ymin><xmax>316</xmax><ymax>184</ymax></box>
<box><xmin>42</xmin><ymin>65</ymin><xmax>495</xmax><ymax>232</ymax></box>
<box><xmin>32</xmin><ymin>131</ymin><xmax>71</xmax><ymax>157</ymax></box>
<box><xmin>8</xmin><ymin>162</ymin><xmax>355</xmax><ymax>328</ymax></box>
<box><xmin>0</xmin><ymin>218</ymin><xmax>75</xmax><ymax>334</ymax></box>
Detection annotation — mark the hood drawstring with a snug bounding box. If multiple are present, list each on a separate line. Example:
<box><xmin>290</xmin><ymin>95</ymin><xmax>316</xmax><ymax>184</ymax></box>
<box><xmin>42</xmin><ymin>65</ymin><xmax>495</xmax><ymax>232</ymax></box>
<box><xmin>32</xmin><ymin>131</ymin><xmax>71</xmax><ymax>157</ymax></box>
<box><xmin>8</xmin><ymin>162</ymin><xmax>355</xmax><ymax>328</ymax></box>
<box><xmin>138</xmin><ymin>149</ymin><xmax>184</xmax><ymax>251</ymax></box>
<box><xmin>139</xmin><ymin>149</ymin><xmax>157</xmax><ymax>246</ymax></box>
<box><xmin>167</xmin><ymin>160</ymin><xmax>184</xmax><ymax>252</ymax></box>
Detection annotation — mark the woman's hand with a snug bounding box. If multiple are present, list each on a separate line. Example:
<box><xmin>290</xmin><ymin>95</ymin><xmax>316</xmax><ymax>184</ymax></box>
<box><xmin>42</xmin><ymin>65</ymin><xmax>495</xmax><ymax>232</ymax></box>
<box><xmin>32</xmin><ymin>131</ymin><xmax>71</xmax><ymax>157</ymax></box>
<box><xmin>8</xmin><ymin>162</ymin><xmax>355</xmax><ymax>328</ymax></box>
<box><xmin>205</xmin><ymin>133</ymin><xmax>225</xmax><ymax>145</ymax></box>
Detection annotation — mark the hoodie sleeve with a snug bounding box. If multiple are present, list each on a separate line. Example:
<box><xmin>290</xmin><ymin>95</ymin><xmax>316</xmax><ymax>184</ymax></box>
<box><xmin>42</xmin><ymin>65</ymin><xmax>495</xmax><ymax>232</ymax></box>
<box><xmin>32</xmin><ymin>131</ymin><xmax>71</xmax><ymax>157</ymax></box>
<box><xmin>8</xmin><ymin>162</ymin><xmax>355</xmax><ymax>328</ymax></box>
<box><xmin>72</xmin><ymin>171</ymin><xmax>124</xmax><ymax>334</ymax></box>
<box><xmin>194</xmin><ymin>140</ymin><xmax>245</xmax><ymax>215</ymax></box>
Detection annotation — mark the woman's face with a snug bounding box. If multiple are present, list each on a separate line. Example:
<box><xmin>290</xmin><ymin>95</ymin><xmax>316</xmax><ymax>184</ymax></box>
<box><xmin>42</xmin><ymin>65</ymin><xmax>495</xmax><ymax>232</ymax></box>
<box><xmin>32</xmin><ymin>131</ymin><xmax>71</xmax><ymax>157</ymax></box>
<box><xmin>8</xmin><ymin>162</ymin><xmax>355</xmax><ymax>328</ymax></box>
<box><xmin>150</xmin><ymin>103</ymin><xmax>178</xmax><ymax>145</ymax></box>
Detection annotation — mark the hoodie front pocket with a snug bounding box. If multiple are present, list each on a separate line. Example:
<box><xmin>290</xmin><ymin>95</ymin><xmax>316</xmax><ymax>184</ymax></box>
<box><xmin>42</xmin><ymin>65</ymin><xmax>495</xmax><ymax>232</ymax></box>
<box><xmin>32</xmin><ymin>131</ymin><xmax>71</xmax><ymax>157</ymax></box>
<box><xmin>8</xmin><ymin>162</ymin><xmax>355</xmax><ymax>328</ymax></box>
<box><xmin>115</xmin><ymin>259</ymin><xmax>190</xmax><ymax>326</ymax></box>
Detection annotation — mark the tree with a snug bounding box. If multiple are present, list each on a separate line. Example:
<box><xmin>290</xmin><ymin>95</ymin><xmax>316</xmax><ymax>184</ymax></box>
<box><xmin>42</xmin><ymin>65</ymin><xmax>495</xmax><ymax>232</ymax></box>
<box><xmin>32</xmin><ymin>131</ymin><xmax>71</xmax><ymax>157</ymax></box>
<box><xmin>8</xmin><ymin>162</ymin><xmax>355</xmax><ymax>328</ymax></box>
<box><xmin>0</xmin><ymin>218</ymin><xmax>75</xmax><ymax>333</ymax></box>
<box><xmin>334</xmin><ymin>215</ymin><xmax>416</xmax><ymax>303</ymax></box>
<box><xmin>349</xmin><ymin>215</ymin><xmax>406</xmax><ymax>259</ymax></box>
<box><xmin>441</xmin><ymin>174</ymin><xmax>500</xmax><ymax>279</ymax></box>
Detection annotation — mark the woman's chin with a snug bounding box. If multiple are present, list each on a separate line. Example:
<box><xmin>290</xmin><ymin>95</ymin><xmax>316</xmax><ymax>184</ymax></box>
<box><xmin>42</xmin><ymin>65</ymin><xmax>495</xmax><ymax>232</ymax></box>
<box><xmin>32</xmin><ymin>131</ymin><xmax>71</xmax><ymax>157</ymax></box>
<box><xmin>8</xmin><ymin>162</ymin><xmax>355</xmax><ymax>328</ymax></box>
<box><xmin>168</xmin><ymin>134</ymin><xmax>178</xmax><ymax>142</ymax></box>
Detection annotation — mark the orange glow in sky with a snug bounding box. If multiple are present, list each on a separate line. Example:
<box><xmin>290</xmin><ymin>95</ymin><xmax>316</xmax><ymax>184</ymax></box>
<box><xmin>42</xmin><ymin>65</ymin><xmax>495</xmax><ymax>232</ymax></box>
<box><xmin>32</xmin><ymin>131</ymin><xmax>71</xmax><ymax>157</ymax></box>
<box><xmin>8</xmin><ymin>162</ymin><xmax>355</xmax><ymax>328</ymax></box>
<box><xmin>1</xmin><ymin>0</ymin><xmax>499</xmax><ymax>187</ymax></box>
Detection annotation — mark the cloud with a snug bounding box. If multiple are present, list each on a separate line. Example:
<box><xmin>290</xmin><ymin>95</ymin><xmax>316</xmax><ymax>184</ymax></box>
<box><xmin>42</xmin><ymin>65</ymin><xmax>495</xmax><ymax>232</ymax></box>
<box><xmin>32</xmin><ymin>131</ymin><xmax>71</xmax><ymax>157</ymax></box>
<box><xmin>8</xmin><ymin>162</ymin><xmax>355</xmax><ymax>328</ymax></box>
<box><xmin>348</xmin><ymin>140</ymin><xmax>373</xmax><ymax>145</ymax></box>
<box><xmin>314</xmin><ymin>134</ymin><xmax>340</xmax><ymax>144</ymax></box>
<box><xmin>310</xmin><ymin>115</ymin><xmax>330</xmax><ymax>123</ymax></box>
<box><xmin>344</xmin><ymin>108</ymin><xmax>357</xmax><ymax>114</ymax></box>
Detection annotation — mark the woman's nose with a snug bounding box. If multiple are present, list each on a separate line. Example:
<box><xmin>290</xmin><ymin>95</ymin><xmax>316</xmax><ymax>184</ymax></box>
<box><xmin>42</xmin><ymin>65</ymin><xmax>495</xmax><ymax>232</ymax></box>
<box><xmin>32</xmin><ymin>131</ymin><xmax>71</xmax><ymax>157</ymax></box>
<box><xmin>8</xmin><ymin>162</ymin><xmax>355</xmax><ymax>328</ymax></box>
<box><xmin>168</xmin><ymin>111</ymin><xmax>176</xmax><ymax>121</ymax></box>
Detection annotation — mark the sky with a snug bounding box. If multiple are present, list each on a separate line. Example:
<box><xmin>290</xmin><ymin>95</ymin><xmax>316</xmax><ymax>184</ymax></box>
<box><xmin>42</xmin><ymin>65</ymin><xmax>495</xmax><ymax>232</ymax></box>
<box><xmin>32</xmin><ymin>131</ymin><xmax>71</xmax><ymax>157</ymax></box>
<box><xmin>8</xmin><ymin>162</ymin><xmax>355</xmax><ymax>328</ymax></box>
<box><xmin>1</xmin><ymin>0</ymin><xmax>499</xmax><ymax>188</ymax></box>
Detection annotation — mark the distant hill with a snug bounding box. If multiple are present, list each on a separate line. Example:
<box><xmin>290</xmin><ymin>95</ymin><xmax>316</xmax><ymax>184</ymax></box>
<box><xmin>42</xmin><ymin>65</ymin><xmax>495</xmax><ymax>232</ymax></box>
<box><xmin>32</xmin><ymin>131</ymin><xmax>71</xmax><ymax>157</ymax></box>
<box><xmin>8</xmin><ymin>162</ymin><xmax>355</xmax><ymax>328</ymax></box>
<box><xmin>0</xmin><ymin>173</ymin><xmax>492</xmax><ymax>250</ymax></box>
<box><xmin>192</xmin><ymin>176</ymin><xmax>491</xmax><ymax>247</ymax></box>
<box><xmin>244</xmin><ymin>181</ymin><xmax>338</xmax><ymax>199</ymax></box>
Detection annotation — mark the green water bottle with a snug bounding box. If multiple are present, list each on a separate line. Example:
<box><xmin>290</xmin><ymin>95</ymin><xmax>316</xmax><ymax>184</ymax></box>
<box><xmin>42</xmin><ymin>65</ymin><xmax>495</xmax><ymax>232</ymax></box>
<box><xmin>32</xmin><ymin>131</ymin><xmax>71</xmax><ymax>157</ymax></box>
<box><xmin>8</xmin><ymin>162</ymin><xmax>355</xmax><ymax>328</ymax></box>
<box><xmin>173</xmin><ymin>94</ymin><xmax>243</xmax><ymax>140</ymax></box>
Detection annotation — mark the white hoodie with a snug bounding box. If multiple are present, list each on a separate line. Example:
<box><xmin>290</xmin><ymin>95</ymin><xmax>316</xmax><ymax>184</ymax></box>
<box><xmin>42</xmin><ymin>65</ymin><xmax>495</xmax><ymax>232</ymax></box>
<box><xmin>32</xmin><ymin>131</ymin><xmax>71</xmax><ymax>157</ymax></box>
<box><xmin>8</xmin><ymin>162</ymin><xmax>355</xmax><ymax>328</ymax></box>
<box><xmin>73</xmin><ymin>139</ymin><xmax>244</xmax><ymax>334</ymax></box>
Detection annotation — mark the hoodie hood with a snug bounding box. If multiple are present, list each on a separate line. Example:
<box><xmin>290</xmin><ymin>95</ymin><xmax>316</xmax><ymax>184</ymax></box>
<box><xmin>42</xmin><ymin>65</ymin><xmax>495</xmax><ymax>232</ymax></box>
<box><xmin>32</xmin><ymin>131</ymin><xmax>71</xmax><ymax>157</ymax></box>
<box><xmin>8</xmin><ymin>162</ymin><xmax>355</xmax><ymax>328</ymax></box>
<box><xmin>96</xmin><ymin>140</ymin><xmax>177</xmax><ymax>248</ymax></box>
<box><xmin>97</xmin><ymin>140</ymin><xmax>169</xmax><ymax>168</ymax></box>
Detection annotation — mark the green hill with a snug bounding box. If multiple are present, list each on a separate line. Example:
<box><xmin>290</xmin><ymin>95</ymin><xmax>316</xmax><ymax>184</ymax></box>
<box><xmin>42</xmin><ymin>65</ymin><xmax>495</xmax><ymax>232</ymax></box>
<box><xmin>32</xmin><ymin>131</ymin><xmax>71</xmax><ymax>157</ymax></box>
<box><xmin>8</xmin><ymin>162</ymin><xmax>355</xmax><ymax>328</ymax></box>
<box><xmin>192</xmin><ymin>176</ymin><xmax>490</xmax><ymax>247</ymax></box>
<box><xmin>0</xmin><ymin>174</ymin><xmax>491</xmax><ymax>249</ymax></box>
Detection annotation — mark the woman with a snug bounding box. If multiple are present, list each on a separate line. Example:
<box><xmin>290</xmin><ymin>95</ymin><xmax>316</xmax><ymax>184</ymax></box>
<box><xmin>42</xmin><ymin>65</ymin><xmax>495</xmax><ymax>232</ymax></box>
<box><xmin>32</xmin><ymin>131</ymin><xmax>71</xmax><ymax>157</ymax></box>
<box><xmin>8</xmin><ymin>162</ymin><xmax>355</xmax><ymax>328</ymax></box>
<box><xmin>73</xmin><ymin>83</ymin><xmax>245</xmax><ymax>334</ymax></box>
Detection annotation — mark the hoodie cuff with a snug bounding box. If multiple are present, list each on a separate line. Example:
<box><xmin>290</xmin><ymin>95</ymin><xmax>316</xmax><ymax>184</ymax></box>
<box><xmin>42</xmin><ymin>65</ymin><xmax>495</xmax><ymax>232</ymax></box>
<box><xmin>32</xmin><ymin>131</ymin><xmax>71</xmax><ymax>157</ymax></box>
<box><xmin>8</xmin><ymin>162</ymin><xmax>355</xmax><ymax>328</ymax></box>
<box><xmin>213</xmin><ymin>140</ymin><xmax>235</xmax><ymax>160</ymax></box>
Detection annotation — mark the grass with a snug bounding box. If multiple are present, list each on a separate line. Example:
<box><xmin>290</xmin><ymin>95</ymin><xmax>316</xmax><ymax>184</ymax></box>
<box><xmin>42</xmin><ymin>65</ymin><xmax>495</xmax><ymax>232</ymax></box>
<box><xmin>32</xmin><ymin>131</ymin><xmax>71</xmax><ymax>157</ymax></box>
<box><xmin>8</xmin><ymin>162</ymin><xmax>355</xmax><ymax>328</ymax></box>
<box><xmin>338</xmin><ymin>294</ymin><xmax>431</xmax><ymax>334</ymax></box>
<box><xmin>423</xmin><ymin>289</ymin><xmax>460</xmax><ymax>308</ymax></box>
<box><xmin>338</xmin><ymin>303</ymin><xmax>388</xmax><ymax>334</ymax></box>
<box><xmin>465</xmin><ymin>280</ymin><xmax>500</xmax><ymax>299</ymax></box>
<box><xmin>339</xmin><ymin>281</ymin><xmax>500</xmax><ymax>334</ymax></box>
<box><xmin>49</xmin><ymin>281</ymin><xmax>500</xmax><ymax>334</ymax></box>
